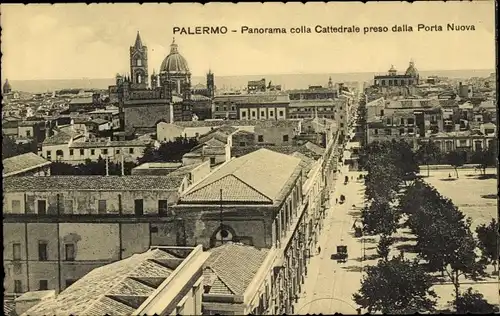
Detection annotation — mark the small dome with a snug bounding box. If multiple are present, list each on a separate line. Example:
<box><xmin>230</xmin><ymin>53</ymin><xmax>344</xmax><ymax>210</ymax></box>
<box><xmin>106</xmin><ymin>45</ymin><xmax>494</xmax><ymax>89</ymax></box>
<box><xmin>388</xmin><ymin>65</ymin><xmax>397</xmax><ymax>73</ymax></box>
<box><xmin>405</xmin><ymin>61</ymin><xmax>418</xmax><ymax>77</ymax></box>
<box><xmin>160</xmin><ymin>38</ymin><xmax>190</xmax><ymax>74</ymax></box>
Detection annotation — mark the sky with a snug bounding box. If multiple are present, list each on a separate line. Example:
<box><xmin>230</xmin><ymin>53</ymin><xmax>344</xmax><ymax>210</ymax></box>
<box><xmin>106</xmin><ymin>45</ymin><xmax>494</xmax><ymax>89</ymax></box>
<box><xmin>1</xmin><ymin>2</ymin><xmax>496</xmax><ymax>80</ymax></box>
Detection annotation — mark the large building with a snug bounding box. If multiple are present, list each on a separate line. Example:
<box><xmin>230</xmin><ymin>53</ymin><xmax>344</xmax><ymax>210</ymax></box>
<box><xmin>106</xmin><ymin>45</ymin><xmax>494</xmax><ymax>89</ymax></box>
<box><xmin>212</xmin><ymin>93</ymin><xmax>289</xmax><ymax>120</ymax></box>
<box><xmin>109</xmin><ymin>33</ymin><xmax>215</xmax><ymax>131</ymax></box>
<box><xmin>20</xmin><ymin>246</ymin><xmax>208</xmax><ymax>316</ymax></box>
<box><xmin>364</xmin><ymin>96</ymin><xmax>497</xmax><ymax>157</ymax></box>
<box><xmin>2</xmin><ymin>163</ymin><xmax>210</xmax><ymax>295</ymax></box>
<box><xmin>373</xmin><ymin>61</ymin><xmax>420</xmax><ymax>87</ymax></box>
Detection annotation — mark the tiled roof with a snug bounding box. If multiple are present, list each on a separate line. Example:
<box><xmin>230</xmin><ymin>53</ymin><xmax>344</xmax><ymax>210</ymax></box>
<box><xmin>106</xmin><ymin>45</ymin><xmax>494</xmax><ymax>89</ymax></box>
<box><xmin>42</xmin><ymin>130</ymin><xmax>79</xmax><ymax>145</ymax></box>
<box><xmin>181</xmin><ymin>148</ymin><xmax>301</xmax><ymax>204</ymax></box>
<box><xmin>70</xmin><ymin>139</ymin><xmax>151</xmax><ymax>148</ymax></box>
<box><xmin>69</xmin><ymin>97</ymin><xmax>93</xmax><ymax>104</ymax></box>
<box><xmin>3</xmin><ymin>152</ymin><xmax>51</xmax><ymax>177</ymax></box>
<box><xmin>291</xmin><ymin>152</ymin><xmax>316</xmax><ymax>176</ymax></box>
<box><xmin>204</xmin><ymin>243</ymin><xmax>269</xmax><ymax>296</ymax></box>
<box><xmin>4</xmin><ymin>175</ymin><xmax>186</xmax><ymax>192</ymax></box>
<box><xmin>172</xmin><ymin>119</ymin><xmax>301</xmax><ymax>129</ymax></box>
<box><xmin>231</xmin><ymin>145</ymin><xmax>321</xmax><ymax>160</ymax></box>
<box><xmin>3</xmin><ymin>299</ymin><xmax>15</xmax><ymax>316</ymax></box>
<box><xmin>24</xmin><ymin>249</ymin><xmax>181</xmax><ymax>316</ymax></box>
<box><xmin>303</xmin><ymin>141</ymin><xmax>326</xmax><ymax>156</ymax></box>
<box><xmin>191</xmin><ymin>94</ymin><xmax>211</xmax><ymax>101</ymax></box>
<box><xmin>89</xmin><ymin>118</ymin><xmax>109</xmax><ymax>125</ymax></box>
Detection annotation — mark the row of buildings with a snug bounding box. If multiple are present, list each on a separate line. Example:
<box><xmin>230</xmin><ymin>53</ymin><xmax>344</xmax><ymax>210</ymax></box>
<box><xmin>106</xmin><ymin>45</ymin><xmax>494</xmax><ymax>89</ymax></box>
<box><xmin>3</xmin><ymin>121</ymin><xmax>344</xmax><ymax>315</ymax></box>
<box><xmin>353</xmin><ymin>63</ymin><xmax>497</xmax><ymax>167</ymax></box>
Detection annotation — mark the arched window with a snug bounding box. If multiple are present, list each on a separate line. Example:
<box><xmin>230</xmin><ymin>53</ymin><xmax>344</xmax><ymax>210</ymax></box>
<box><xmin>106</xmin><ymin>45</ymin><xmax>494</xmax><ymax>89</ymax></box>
<box><xmin>136</xmin><ymin>59</ymin><xmax>142</xmax><ymax>67</ymax></box>
<box><xmin>210</xmin><ymin>225</ymin><xmax>236</xmax><ymax>247</ymax></box>
<box><xmin>137</xmin><ymin>74</ymin><xmax>142</xmax><ymax>84</ymax></box>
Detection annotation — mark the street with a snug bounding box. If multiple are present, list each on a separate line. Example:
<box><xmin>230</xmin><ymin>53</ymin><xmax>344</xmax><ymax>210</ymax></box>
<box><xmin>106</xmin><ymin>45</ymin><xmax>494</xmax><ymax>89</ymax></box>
<box><xmin>295</xmin><ymin>161</ymin><xmax>371</xmax><ymax>314</ymax></box>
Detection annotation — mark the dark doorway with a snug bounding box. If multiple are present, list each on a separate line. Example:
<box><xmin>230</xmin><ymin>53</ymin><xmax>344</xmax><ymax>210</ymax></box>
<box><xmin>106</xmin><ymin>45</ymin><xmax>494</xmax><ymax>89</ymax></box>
<box><xmin>38</xmin><ymin>200</ymin><xmax>47</xmax><ymax>215</ymax></box>
<box><xmin>134</xmin><ymin>199</ymin><xmax>144</xmax><ymax>215</ymax></box>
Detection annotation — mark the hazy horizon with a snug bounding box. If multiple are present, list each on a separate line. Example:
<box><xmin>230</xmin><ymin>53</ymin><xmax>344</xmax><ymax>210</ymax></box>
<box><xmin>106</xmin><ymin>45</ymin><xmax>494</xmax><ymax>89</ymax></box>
<box><xmin>5</xmin><ymin>68</ymin><xmax>495</xmax><ymax>83</ymax></box>
<box><xmin>6</xmin><ymin>69</ymin><xmax>494</xmax><ymax>94</ymax></box>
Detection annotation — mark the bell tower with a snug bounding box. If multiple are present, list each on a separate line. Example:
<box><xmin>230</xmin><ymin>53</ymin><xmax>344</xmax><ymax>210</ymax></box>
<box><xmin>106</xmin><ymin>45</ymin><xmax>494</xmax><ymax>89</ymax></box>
<box><xmin>207</xmin><ymin>69</ymin><xmax>215</xmax><ymax>98</ymax></box>
<box><xmin>130</xmin><ymin>31</ymin><xmax>148</xmax><ymax>89</ymax></box>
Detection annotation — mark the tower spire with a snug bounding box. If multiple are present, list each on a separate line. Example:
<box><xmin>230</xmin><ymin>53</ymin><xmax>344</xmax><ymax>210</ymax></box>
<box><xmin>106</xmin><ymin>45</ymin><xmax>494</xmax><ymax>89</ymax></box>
<box><xmin>134</xmin><ymin>31</ymin><xmax>143</xmax><ymax>48</ymax></box>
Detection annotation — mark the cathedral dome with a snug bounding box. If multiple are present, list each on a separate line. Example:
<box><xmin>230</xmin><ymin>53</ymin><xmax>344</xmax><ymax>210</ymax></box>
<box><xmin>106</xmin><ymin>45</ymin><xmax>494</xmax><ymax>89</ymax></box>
<box><xmin>160</xmin><ymin>39</ymin><xmax>190</xmax><ymax>74</ymax></box>
<box><xmin>405</xmin><ymin>61</ymin><xmax>418</xmax><ymax>77</ymax></box>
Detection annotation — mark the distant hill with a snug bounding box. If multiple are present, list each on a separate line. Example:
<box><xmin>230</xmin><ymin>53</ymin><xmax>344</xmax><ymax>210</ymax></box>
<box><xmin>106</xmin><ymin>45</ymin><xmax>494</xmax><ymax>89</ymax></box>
<box><xmin>8</xmin><ymin>69</ymin><xmax>494</xmax><ymax>94</ymax></box>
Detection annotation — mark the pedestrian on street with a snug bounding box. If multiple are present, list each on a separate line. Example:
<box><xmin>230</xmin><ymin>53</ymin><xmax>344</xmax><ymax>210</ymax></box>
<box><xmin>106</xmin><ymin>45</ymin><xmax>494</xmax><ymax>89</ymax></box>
<box><xmin>335</xmin><ymin>198</ymin><xmax>338</xmax><ymax>204</ymax></box>
<box><xmin>318</xmin><ymin>246</ymin><xmax>321</xmax><ymax>255</ymax></box>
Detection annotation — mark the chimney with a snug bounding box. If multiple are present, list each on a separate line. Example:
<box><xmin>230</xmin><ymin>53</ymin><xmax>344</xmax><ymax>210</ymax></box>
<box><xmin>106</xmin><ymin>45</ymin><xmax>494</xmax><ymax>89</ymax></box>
<box><xmin>15</xmin><ymin>290</ymin><xmax>56</xmax><ymax>315</ymax></box>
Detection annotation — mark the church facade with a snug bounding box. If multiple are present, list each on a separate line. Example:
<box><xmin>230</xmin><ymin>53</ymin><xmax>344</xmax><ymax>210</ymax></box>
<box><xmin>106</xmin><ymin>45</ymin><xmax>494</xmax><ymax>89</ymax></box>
<box><xmin>109</xmin><ymin>33</ymin><xmax>215</xmax><ymax>131</ymax></box>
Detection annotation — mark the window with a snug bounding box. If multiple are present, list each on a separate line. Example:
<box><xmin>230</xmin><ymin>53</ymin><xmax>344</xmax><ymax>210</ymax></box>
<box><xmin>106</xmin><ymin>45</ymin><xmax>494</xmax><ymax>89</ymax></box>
<box><xmin>283</xmin><ymin>135</ymin><xmax>289</xmax><ymax>142</ymax></box>
<box><xmin>407</xmin><ymin>118</ymin><xmax>415</xmax><ymax>125</ymax></box>
<box><xmin>11</xmin><ymin>200</ymin><xmax>21</xmax><ymax>213</ymax></box>
<box><xmin>158</xmin><ymin>200</ymin><xmax>169</xmax><ymax>215</ymax></box>
<box><xmin>340</xmin><ymin>123</ymin><xmax>344</xmax><ymax>128</ymax></box>
<box><xmin>90</xmin><ymin>149</ymin><xmax>95</xmax><ymax>156</ymax></box>
<box><xmin>137</xmin><ymin>59</ymin><xmax>142</xmax><ymax>66</ymax></box>
<box><xmin>38</xmin><ymin>241</ymin><xmax>48</xmax><ymax>261</ymax></box>
<box><xmin>400</xmin><ymin>128</ymin><xmax>405</xmax><ymax>135</ymax></box>
<box><xmin>65</xmin><ymin>244</ymin><xmax>75</xmax><ymax>261</ymax></box>
<box><xmin>279</xmin><ymin>110</ymin><xmax>284</xmax><ymax>117</ymax></box>
<box><xmin>129</xmin><ymin>148</ymin><xmax>134</xmax><ymax>154</ymax></box>
<box><xmin>269</xmin><ymin>110</ymin><xmax>274</xmax><ymax>117</ymax></box>
<box><xmin>134</xmin><ymin>199</ymin><xmax>144</xmax><ymax>216</ymax></box>
<box><xmin>14</xmin><ymin>280</ymin><xmax>22</xmax><ymax>293</ymax></box>
<box><xmin>79</xmin><ymin>149</ymin><xmax>84</xmax><ymax>155</ymax></box>
<box><xmin>69</xmin><ymin>149</ymin><xmax>74</xmax><ymax>156</ymax></box>
<box><xmin>46</xmin><ymin>150</ymin><xmax>52</xmax><ymax>159</ymax></box>
<box><xmin>408</xmin><ymin>128</ymin><xmax>414</xmax><ymax>134</ymax></box>
<box><xmin>37</xmin><ymin>200</ymin><xmax>47</xmax><ymax>215</ymax></box>
<box><xmin>251</xmin><ymin>111</ymin><xmax>256</xmax><ymax>118</ymax></box>
<box><xmin>258</xmin><ymin>135</ymin><xmax>264</xmax><ymax>142</ymax></box>
<box><xmin>215</xmin><ymin>106</ymin><xmax>219</xmax><ymax>111</ymax></box>
<box><xmin>210</xmin><ymin>157</ymin><xmax>216</xmax><ymax>165</ymax></box>
<box><xmin>26</xmin><ymin>130</ymin><xmax>31</xmax><ymax>137</ymax></box>
<box><xmin>380</xmin><ymin>110</ymin><xmax>384</xmax><ymax>116</ymax></box>
<box><xmin>116</xmin><ymin>149</ymin><xmax>120</xmax><ymax>154</ymax></box>
<box><xmin>231</xmin><ymin>106</ymin><xmax>236</xmax><ymax>111</ymax></box>
<box><xmin>39</xmin><ymin>280</ymin><xmax>48</xmax><ymax>290</ymax></box>
<box><xmin>386</xmin><ymin>118</ymin><xmax>391</xmax><ymax>125</ymax></box>
<box><xmin>241</xmin><ymin>111</ymin><xmax>246</xmax><ymax>118</ymax></box>
<box><xmin>98</xmin><ymin>200</ymin><xmax>107</xmax><ymax>214</ymax></box>
<box><xmin>102</xmin><ymin>149</ymin><xmax>108</xmax><ymax>155</ymax></box>
<box><xmin>374</xmin><ymin>129</ymin><xmax>378</xmax><ymax>135</ymax></box>
<box><xmin>13</xmin><ymin>243</ymin><xmax>21</xmax><ymax>260</ymax></box>
<box><xmin>385</xmin><ymin>129</ymin><xmax>392</xmax><ymax>135</ymax></box>
<box><xmin>261</xmin><ymin>110</ymin><xmax>266</xmax><ymax>117</ymax></box>
<box><xmin>239</xmin><ymin>142</ymin><xmax>246</xmax><ymax>147</ymax></box>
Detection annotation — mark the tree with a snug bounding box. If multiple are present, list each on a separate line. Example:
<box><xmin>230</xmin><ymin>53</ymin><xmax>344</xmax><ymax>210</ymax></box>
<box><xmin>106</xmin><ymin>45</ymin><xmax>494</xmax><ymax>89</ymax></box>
<box><xmin>377</xmin><ymin>235</ymin><xmax>394</xmax><ymax>260</ymax></box>
<box><xmin>416</xmin><ymin>140</ymin><xmax>441</xmax><ymax>177</ymax></box>
<box><xmin>361</xmin><ymin>201</ymin><xmax>399</xmax><ymax>236</ymax></box>
<box><xmin>454</xmin><ymin>287</ymin><xmax>499</xmax><ymax>314</ymax></box>
<box><xmin>470</xmin><ymin>147</ymin><xmax>496</xmax><ymax>175</ymax></box>
<box><xmin>353</xmin><ymin>255</ymin><xmax>437</xmax><ymax>314</ymax></box>
<box><xmin>475</xmin><ymin>218</ymin><xmax>499</xmax><ymax>273</ymax></box>
<box><xmin>445</xmin><ymin>151</ymin><xmax>466</xmax><ymax>178</ymax></box>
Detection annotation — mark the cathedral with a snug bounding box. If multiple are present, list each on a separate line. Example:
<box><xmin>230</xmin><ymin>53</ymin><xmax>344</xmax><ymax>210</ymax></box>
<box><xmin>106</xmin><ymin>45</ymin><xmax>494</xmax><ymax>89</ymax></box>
<box><xmin>109</xmin><ymin>32</ymin><xmax>214</xmax><ymax>131</ymax></box>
